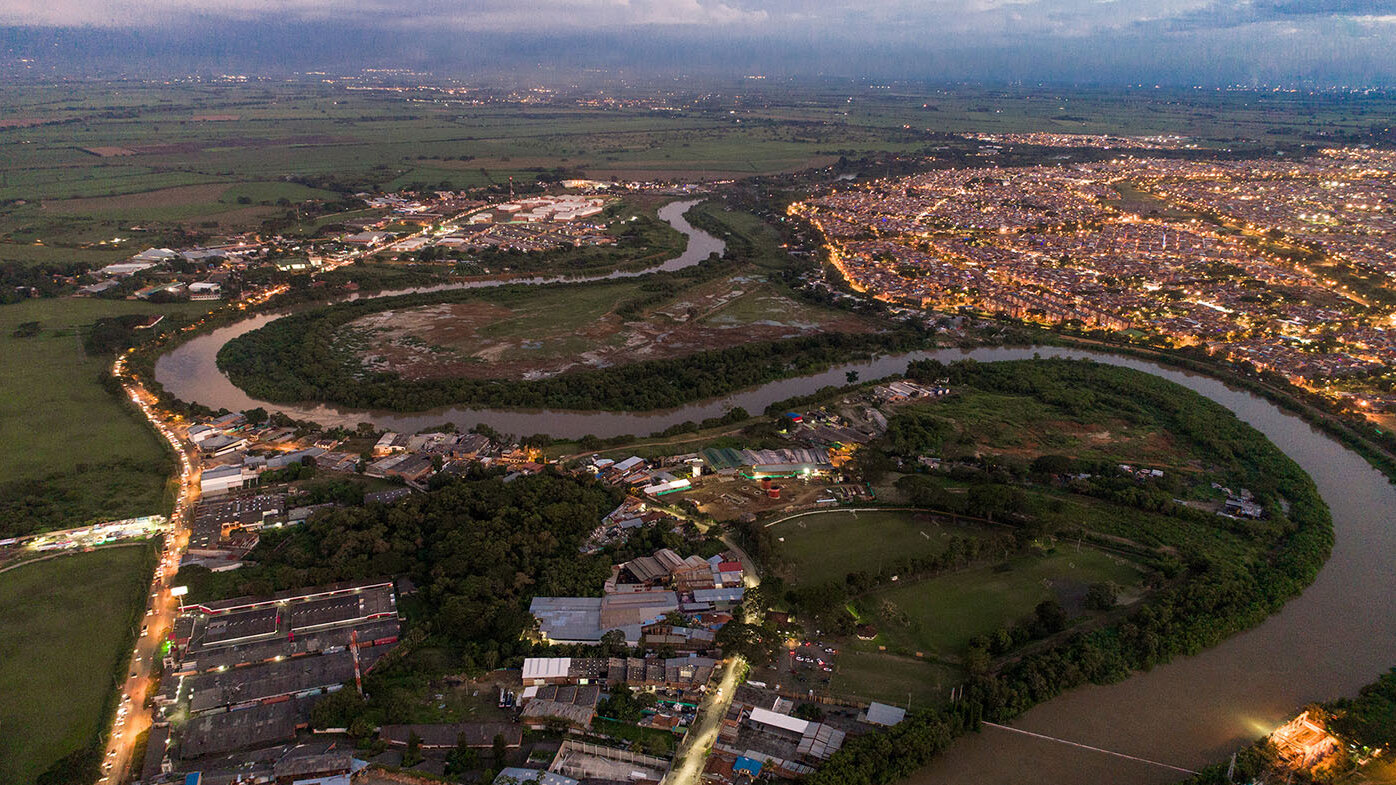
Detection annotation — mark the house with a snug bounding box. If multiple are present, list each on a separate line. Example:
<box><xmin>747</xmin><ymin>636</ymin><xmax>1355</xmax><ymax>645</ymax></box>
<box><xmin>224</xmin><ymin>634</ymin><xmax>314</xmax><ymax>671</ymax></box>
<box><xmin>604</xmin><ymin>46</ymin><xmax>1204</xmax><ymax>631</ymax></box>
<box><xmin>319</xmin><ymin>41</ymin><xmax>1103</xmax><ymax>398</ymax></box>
<box><xmin>623</xmin><ymin>549</ymin><xmax>710</xmax><ymax>588</ymax></box>
<box><xmin>133</xmin><ymin>247</ymin><xmax>181</xmax><ymax>264</ymax></box>
<box><xmin>96</xmin><ymin>261</ymin><xmax>158</xmax><ymax>277</ymax></box>
<box><xmin>1270</xmin><ymin>711</ymin><xmax>1339</xmax><ymax>769</ymax></box>
<box><xmin>372</xmin><ymin>432</ymin><xmax>406</xmax><ymax>457</ymax></box>
<box><xmin>365</xmin><ymin>452</ymin><xmax>435</xmax><ymax>482</ymax></box>
<box><xmin>343</xmin><ymin>231</ymin><xmax>392</xmax><ymax>245</ymax></box>
<box><xmin>690</xmin><ymin>587</ymin><xmax>745</xmax><ymax>610</ymax></box>
<box><xmin>78</xmin><ymin>279</ymin><xmax>121</xmax><ymax>296</ymax></box>
<box><xmin>187</xmin><ymin>424</ymin><xmax>219</xmax><ymax>443</ymax></box>
<box><xmin>210</xmin><ymin>412</ymin><xmax>247</xmax><ymax>429</ymax></box>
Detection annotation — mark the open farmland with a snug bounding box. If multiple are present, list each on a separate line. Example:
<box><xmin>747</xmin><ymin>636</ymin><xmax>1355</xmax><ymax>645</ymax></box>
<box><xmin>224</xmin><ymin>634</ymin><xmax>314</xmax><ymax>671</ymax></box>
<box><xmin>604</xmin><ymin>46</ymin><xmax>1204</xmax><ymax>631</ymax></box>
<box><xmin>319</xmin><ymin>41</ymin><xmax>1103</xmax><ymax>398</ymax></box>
<box><xmin>7</xmin><ymin>80</ymin><xmax>1391</xmax><ymax>266</ymax></box>
<box><xmin>0</xmin><ymin>297</ymin><xmax>209</xmax><ymax>536</ymax></box>
<box><xmin>338</xmin><ymin>272</ymin><xmax>877</xmax><ymax>381</ymax></box>
<box><xmin>0</xmin><ymin>545</ymin><xmax>155</xmax><ymax>785</ymax></box>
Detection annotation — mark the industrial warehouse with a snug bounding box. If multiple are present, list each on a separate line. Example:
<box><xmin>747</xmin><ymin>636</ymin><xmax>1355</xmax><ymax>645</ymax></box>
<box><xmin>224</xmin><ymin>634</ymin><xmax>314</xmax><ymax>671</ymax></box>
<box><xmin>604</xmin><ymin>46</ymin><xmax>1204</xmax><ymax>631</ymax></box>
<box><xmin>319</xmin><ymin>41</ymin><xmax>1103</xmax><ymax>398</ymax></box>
<box><xmin>153</xmin><ymin>580</ymin><xmax>401</xmax><ymax>764</ymax></box>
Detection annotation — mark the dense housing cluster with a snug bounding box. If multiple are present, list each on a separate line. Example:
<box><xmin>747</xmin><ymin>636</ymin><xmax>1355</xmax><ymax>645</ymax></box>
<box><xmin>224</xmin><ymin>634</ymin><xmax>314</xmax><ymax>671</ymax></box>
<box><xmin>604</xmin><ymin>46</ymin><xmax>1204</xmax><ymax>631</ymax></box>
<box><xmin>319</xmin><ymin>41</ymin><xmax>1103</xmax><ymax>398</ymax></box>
<box><xmin>793</xmin><ymin>147</ymin><xmax>1396</xmax><ymax>412</ymax></box>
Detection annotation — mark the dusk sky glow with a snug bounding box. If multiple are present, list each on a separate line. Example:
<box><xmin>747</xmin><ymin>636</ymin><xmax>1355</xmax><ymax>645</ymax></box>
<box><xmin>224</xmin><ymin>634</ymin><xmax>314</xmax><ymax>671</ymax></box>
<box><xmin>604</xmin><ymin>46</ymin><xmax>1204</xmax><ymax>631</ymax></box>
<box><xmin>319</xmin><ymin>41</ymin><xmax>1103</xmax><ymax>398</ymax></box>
<box><xmin>3</xmin><ymin>1</ymin><xmax>1396</xmax><ymax>83</ymax></box>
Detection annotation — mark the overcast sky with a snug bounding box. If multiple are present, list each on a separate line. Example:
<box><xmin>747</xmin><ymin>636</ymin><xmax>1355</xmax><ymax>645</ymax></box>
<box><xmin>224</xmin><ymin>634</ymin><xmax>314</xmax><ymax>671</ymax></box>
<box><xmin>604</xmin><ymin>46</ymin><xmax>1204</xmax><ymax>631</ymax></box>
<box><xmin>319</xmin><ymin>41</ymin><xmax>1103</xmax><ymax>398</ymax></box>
<box><xmin>3</xmin><ymin>0</ymin><xmax>1396</xmax><ymax>83</ymax></box>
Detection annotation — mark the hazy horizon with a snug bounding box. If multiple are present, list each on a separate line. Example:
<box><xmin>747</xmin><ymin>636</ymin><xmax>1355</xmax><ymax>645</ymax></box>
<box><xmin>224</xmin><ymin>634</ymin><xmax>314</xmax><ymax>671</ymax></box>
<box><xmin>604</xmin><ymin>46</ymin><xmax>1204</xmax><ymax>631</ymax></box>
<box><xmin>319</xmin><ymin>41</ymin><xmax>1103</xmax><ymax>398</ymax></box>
<box><xmin>3</xmin><ymin>0</ymin><xmax>1396</xmax><ymax>85</ymax></box>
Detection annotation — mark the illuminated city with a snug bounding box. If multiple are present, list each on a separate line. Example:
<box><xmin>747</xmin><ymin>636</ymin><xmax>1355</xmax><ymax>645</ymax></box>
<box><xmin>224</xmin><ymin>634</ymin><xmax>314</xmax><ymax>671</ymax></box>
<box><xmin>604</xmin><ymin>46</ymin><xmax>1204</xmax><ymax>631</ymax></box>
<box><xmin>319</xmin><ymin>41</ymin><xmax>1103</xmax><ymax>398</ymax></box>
<box><xmin>794</xmin><ymin>146</ymin><xmax>1396</xmax><ymax>415</ymax></box>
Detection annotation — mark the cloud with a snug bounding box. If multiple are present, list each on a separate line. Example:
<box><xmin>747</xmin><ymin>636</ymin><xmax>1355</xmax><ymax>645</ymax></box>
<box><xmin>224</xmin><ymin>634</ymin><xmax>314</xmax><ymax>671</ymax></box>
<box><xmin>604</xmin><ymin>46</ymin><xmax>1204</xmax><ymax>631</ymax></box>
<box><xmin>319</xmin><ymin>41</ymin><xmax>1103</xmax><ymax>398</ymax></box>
<box><xmin>0</xmin><ymin>0</ymin><xmax>769</xmax><ymax>28</ymax></box>
<box><xmin>3</xmin><ymin>0</ymin><xmax>1396</xmax><ymax>85</ymax></box>
<box><xmin>1160</xmin><ymin>0</ymin><xmax>1396</xmax><ymax>31</ymax></box>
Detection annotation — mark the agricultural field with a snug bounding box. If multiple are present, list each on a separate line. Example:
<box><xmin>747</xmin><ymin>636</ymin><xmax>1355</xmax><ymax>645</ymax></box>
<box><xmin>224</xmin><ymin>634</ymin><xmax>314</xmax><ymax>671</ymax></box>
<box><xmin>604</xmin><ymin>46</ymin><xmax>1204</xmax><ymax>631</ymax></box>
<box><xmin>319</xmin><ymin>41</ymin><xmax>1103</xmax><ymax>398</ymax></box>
<box><xmin>0</xmin><ymin>544</ymin><xmax>155</xmax><ymax>785</ymax></box>
<box><xmin>336</xmin><ymin>271</ymin><xmax>875</xmax><ymax>382</ymax></box>
<box><xmin>0</xmin><ymin>297</ymin><xmax>211</xmax><ymax>536</ymax></box>
<box><xmin>6</xmin><ymin>80</ymin><xmax>1386</xmax><ymax>266</ymax></box>
<box><xmin>769</xmin><ymin>509</ymin><xmax>998</xmax><ymax>588</ymax></box>
<box><xmin>854</xmin><ymin>548</ymin><xmax>1145</xmax><ymax>659</ymax></box>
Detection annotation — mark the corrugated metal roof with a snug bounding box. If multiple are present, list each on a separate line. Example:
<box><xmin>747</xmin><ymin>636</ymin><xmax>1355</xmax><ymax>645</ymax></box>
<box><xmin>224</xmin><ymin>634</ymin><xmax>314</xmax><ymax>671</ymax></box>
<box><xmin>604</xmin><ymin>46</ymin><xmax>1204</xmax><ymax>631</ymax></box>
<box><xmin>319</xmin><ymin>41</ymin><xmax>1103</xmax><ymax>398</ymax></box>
<box><xmin>749</xmin><ymin>706</ymin><xmax>809</xmax><ymax>734</ymax></box>
<box><xmin>522</xmin><ymin>657</ymin><xmax>571</xmax><ymax>681</ymax></box>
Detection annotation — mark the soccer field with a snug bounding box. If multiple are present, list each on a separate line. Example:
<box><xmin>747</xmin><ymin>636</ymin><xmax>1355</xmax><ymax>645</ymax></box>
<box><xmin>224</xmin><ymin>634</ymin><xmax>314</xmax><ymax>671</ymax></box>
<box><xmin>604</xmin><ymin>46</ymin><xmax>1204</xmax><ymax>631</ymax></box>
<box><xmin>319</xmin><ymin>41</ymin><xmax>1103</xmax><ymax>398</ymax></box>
<box><xmin>831</xmin><ymin>650</ymin><xmax>962</xmax><ymax>709</ymax></box>
<box><xmin>0</xmin><ymin>545</ymin><xmax>155</xmax><ymax>785</ymax></box>
<box><xmin>770</xmin><ymin>509</ymin><xmax>998</xmax><ymax>587</ymax></box>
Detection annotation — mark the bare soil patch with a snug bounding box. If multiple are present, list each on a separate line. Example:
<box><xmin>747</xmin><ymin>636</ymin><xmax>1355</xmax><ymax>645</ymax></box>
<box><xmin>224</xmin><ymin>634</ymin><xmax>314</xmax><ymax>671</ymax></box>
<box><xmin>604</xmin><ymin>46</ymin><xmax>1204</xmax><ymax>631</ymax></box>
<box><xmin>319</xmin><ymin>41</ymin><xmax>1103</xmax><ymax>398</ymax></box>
<box><xmin>345</xmin><ymin>281</ymin><xmax>876</xmax><ymax>382</ymax></box>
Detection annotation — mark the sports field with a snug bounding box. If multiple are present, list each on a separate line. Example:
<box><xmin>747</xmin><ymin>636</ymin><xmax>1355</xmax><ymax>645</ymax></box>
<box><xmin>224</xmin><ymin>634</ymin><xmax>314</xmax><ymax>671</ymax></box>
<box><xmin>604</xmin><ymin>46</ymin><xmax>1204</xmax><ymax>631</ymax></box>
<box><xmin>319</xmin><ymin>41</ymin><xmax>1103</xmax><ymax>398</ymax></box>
<box><xmin>770</xmin><ymin>509</ymin><xmax>996</xmax><ymax>587</ymax></box>
<box><xmin>856</xmin><ymin>548</ymin><xmax>1144</xmax><ymax>659</ymax></box>
<box><xmin>831</xmin><ymin>649</ymin><xmax>962</xmax><ymax>709</ymax></box>
<box><xmin>0</xmin><ymin>297</ymin><xmax>209</xmax><ymax>536</ymax></box>
<box><xmin>0</xmin><ymin>545</ymin><xmax>154</xmax><ymax>785</ymax></box>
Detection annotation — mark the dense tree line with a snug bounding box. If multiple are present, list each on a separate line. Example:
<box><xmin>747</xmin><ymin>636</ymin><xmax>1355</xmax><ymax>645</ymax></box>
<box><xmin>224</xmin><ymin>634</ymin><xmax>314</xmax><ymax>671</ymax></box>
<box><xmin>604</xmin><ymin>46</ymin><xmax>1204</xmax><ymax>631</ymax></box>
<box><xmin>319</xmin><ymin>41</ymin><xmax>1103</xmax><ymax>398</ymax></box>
<box><xmin>805</xmin><ymin>360</ymin><xmax>1333</xmax><ymax>785</ymax></box>
<box><xmin>82</xmin><ymin>314</ymin><xmax>168</xmax><ymax>356</ymax></box>
<box><xmin>224</xmin><ymin>325</ymin><xmax>907</xmax><ymax>412</ymax></box>
<box><xmin>0</xmin><ymin>260</ymin><xmax>90</xmax><ymax>302</ymax></box>
<box><xmin>1329</xmin><ymin>668</ymin><xmax>1396</xmax><ymax>750</ymax></box>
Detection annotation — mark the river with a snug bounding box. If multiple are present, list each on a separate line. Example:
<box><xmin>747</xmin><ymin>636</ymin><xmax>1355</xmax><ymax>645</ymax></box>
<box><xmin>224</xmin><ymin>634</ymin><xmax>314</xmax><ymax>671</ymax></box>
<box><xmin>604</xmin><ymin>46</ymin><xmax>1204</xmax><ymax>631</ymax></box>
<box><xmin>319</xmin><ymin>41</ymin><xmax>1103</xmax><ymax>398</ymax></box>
<box><xmin>155</xmin><ymin>200</ymin><xmax>1396</xmax><ymax>783</ymax></box>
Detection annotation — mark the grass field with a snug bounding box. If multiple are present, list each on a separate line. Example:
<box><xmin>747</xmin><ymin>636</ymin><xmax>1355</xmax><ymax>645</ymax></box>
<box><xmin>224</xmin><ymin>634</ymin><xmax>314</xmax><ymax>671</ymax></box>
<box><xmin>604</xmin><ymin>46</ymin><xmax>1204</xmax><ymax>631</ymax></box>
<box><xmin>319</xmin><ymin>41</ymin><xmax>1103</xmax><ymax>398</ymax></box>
<box><xmin>0</xmin><ymin>297</ymin><xmax>211</xmax><ymax>536</ymax></box>
<box><xmin>771</xmin><ymin>509</ymin><xmax>995</xmax><ymax>587</ymax></box>
<box><xmin>0</xmin><ymin>545</ymin><xmax>154</xmax><ymax>785</ymax></box>
<box><xmin>906</xmin><ymin>390</ymin><xmax>1191</xmax><ymax>472</ymax></box>
<box><xmin>855</xmin><ymin>548</ymin><xmax>1144</xmax><ymax>659</ymax></box>
<box><xmin>830</xmin><ymin>650</ymin><xmax>962</xmax><ymax>709</ymax></box>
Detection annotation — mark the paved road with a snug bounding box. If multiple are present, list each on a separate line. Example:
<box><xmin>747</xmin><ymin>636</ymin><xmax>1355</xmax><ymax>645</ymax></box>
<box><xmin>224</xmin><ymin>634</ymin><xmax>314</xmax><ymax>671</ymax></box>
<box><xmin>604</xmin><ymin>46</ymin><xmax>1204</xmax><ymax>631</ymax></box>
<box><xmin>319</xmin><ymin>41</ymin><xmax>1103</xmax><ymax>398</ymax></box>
<box><xmin>663</xmin><ymin>524</ymin><xmax>759</xmax><ymax>784</ymax></box>
<box><xmin>665</xmin><ymin>657</ymin><xmax>744</xmax><ymax>785</ymax></box>
<box><xmin>99</xmin><ymin>356</ymin><xmax>199</xmax><ymax>785</ymax></box>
